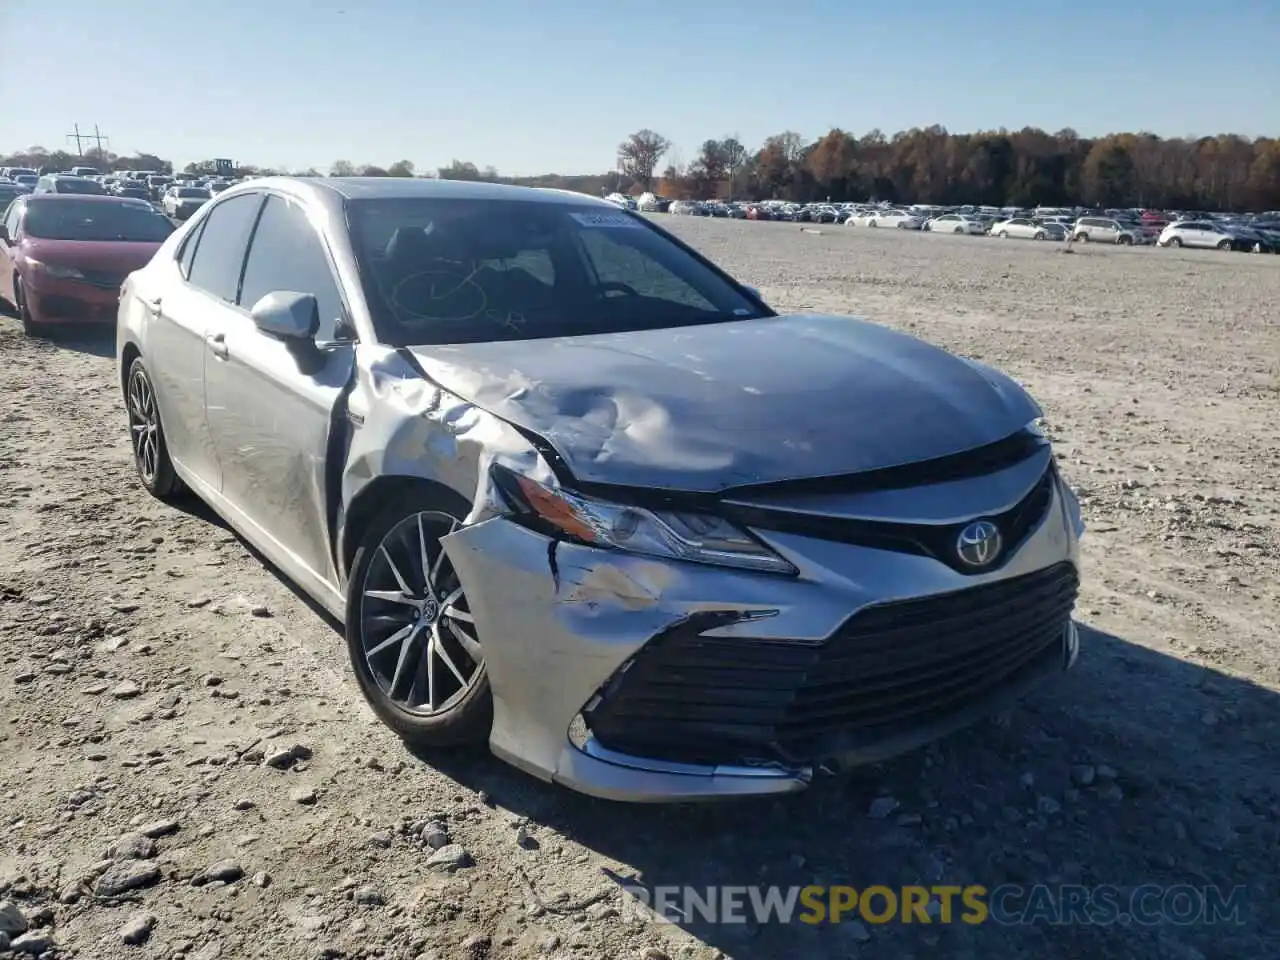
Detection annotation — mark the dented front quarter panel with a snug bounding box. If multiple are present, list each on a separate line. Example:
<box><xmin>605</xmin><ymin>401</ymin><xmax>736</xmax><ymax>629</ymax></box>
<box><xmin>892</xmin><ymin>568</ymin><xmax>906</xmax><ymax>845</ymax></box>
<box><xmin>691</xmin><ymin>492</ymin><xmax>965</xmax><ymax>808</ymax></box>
<box><xmin>337</xmin><ymin>343</ymin><xmax>554</xmax><ymax>581</ymax></box>
<box><xmin>441</xmin><ymin>516</ymin><xmax>818</xmax><ymax>798</ymax></box>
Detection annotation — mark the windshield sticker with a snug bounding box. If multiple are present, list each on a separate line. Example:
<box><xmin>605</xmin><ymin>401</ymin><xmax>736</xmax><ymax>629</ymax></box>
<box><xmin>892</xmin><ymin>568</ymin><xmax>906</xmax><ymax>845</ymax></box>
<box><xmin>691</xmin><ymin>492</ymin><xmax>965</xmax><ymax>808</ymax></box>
<box><xmin>569</xmin><ymin>211</ymin><xmax>643</xmax><ymax>229</ymax></box>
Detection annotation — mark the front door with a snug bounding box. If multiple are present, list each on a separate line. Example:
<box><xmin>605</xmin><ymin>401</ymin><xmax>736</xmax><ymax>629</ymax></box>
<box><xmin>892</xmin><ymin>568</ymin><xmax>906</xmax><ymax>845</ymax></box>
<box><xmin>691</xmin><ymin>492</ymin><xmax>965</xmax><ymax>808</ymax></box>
<box><xmin>202</xmin><ymin>193</ymin><xmax>355</xmax><ymax>589</ymax></box>
<box><xmin>152</xmin><ymin>192</ymin><xmax>265</xmax><ymax>490</ymax></box>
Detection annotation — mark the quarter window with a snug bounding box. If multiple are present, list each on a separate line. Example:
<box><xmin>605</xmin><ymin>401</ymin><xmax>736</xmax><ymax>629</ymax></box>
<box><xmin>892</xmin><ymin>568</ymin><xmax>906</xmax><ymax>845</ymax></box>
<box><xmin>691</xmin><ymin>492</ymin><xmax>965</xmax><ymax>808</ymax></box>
<box><xmin>238</xmin><ymin>196</ymin><xmax>347</xmax><ymax>340</ymax></box>
<box><xmin>186</xmin><ymin>193</ymin><xmax>264</xmax><ymax>303</ymax></box>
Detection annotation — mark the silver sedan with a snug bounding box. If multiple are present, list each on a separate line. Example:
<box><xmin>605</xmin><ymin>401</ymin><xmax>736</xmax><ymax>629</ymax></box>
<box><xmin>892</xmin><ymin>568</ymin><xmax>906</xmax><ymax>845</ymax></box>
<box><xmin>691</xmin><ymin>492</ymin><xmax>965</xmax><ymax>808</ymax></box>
<box><xmin>117</xmin><ymin>177</ymin><xmax>1085</xmax><ymax>802</ymax></box>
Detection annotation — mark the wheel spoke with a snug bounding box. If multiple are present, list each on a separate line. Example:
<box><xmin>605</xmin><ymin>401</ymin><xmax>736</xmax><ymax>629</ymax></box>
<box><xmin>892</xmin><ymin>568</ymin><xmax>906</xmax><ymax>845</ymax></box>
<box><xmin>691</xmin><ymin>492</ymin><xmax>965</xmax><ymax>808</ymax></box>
<box><xmin>434</xmin><ymin>636</ymin><xmax>469</xmax><ymax>686</ymax></box>
<box><xmin>388</xmin><ymin>624</ymin><xmax>420</xmax><ymax>696</ymax></box>
<box><xmin>379</xmin><ymin>545</ymin><xmax>415</xmax><ymax>598</ymax></box>
<box><xmin>443</xmin><ymin>617</ymin><xmax>482</xmax><ymax>663</ymax></box>
<box><xmin>367</xmin><ymin>621</ymin><xmax>415</xmax><ymax>657</ymax></box>
<box><xmin>364</xmin><ymin>589</ymin><xmax>418</xmax><ymax>607</ymax></box>
<box><xmin>429</xmin><ymin>517</ymin><xmax>459</xmax><ymax>586</ymax></box>
<box><xmin>416</xmin><ymin>514</ymin><xmax>433</xmax><ymax>590</ymax></box>
<box><xmin>426</xmin><ymin>625</ymin><xmax>439</xmax><ymax>710</ymax></box>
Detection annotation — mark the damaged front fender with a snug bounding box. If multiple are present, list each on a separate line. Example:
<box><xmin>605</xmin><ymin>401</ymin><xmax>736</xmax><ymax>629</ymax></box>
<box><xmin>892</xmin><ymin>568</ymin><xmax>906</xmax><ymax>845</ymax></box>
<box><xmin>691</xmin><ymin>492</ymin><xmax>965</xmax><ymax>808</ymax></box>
<box><xmin>336</xmin><ymin>344</ymin><xmax>556</xmax><ymax>582</ymax></box>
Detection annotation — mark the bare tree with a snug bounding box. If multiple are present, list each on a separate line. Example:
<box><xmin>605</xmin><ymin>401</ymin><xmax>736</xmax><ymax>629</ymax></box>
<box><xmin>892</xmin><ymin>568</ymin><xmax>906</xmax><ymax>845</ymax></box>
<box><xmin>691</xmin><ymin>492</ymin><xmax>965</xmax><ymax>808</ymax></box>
<box><xmin>387</xmin><ymin>159</ymin><xmax>415</xmax><ymax>177</ymax></box>
<box><xmin>329</xmin><ymin>160</ymin><xmax>356</xmax><ymax>177</ymax></box>
<box><xmin>617</xmin><ymin>129</ymin><xmax>670</xmax><ymax>189</ymax></box>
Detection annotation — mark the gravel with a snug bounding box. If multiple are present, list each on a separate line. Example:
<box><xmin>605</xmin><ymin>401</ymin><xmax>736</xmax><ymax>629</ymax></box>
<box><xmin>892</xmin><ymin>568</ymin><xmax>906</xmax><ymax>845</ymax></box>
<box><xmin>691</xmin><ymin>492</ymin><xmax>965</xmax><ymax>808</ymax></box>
<box><xmin>0</xmin><ymin>220</ymin><xmax>1276</xmax><ymax>958</ymax></box>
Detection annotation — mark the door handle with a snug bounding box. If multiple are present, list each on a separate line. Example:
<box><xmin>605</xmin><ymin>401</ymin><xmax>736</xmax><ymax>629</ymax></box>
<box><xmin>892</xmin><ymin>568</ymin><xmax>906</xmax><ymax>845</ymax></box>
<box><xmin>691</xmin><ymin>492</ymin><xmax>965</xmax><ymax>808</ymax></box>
<box><xmin>207</xmin><ymin>332</ymin><xmax>229</xmax><ymax>360</ymax></box>
<box><xmin>143</xmin><ymin>296</ymin><xmax>162</xmax><ymax>312</ymax></box>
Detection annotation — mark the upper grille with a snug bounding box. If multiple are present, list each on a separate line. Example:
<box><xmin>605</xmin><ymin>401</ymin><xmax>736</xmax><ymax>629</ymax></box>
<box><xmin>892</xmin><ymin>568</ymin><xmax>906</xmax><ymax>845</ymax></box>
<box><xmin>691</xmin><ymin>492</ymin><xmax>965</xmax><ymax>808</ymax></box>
<box><xmin>583</xmin><ymin>562</ymin><xmax>1079</xmax><ymax>768</ymax></box>
<box><xmin>725</xmin><ymin>463</ymin><xmax>1057</xmax><ymax>574</ymax></box>
<box><xmin>77</xmin><ymin>269</ymin><xmax>126</xmax><ymax>290</ymax></box>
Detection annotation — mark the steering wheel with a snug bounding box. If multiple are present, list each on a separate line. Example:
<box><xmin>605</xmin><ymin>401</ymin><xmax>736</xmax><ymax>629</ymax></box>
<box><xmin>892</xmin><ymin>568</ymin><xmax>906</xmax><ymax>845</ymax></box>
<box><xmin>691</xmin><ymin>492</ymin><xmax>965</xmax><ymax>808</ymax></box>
<box><xmin>594</xmin><ymin>281</ymin><xmax>640</xmax><ymax>300</ymax></box>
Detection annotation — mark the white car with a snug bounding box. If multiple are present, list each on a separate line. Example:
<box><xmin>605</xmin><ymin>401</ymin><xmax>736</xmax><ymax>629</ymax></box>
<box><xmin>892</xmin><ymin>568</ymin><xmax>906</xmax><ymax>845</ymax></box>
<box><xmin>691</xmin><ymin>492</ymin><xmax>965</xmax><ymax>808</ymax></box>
<box><xmin>992</xmin><ymin>217</ymin><xmax>1056</xmax><ymax>241</ymax></box>
<box><xmin>1156</xmin><ymin>221</ymin><xmax>1236</xmax><ymax>250</ymax></box>
<box><xmin>925</xmin><ymin>214</ymin><xmax>986</xmax><ymax>235</ymax></box>
<box><xmin>846</xmin><ymin>210</ymin><xmax>923</xmax><ymax>229</ymax></box>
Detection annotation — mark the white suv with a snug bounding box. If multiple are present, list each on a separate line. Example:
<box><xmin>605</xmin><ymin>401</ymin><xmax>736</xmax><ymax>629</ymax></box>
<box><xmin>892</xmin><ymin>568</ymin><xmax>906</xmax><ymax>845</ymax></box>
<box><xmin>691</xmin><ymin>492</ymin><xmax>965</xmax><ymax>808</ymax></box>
<box><xmin>1157</xmin><ymin>221</ymin><xmax>1235</xmax><ymax>250</ymax></box>
<box><xmin>1070</xmin><ymin>217</ymin><xmax>1141</xmax><ymax>245</ymax></box>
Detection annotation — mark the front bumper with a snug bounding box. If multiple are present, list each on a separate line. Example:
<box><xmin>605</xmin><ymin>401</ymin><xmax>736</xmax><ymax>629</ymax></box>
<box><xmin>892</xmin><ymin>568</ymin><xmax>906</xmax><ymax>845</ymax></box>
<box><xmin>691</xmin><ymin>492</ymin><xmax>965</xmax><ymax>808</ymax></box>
<box><xmin>443</xmin><ymin>462</ymin><xmax>1082</xmax><ymax>802</ymax></box>
<box><xmin>22</xmin><ymin>271</ymin><xmax>122</xmax><ymax>324</ymax></box>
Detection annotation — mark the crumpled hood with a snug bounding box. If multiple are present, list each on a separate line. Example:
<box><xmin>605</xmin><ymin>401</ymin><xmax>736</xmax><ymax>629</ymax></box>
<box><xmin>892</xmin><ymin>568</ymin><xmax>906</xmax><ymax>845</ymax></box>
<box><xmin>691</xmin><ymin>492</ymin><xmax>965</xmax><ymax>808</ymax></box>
<box><xmin>408</xmin><ymin>314</ymin><xmax>1041</xmax><ymax>493</ymax></box>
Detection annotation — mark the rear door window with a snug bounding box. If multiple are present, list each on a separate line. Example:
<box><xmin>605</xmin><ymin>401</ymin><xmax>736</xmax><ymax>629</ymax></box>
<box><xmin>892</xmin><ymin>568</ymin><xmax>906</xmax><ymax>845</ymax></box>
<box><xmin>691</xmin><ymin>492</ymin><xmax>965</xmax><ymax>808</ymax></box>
<box><xmin>186</xmin><ymin>193</ymin><xmax>264</xmax><ymax>303</ymax></box>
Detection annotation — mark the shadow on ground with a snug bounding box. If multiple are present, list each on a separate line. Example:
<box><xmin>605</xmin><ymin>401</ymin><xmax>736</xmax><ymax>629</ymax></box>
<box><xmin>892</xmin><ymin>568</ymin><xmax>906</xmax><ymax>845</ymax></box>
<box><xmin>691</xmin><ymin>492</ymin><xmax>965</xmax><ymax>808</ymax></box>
<box><xmin>417</xmin><ymin>625</ymin><xmax>1279</xmax><ymax>960</ymax></box>
<box><xmin>0</xmin><ymin>309</ymin><xmax>117</xmax><ymax>358</ymax></box>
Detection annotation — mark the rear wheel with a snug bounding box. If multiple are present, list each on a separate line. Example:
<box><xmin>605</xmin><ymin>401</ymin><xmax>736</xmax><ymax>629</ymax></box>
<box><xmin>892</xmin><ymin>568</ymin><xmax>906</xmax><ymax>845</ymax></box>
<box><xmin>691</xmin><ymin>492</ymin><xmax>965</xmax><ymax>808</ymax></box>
<box><xmin>1167</xmin><ymin>236</ymin><xmax>1182</xmax><ymax>248</ymax></box>
<box><xmin>126</xmin><ymin>357</ymin><xmax>182</xmax><ymax>500</ymax></box>
<box><xmin>1077</xmin><ymin>233</ymin><xmax>1090</xmax><ymax>243</ymax></box>
<box><xmin>998</xmin><ymin>230</ymin><xmax>1008</xmax><ymax>239</ymax></box>
<box><xmin>1034</xmin><ymin>231</ymin><xmax>1046</xmax><ymax>240</ymax></box>
<box><xmin>1118</xmin><ymin>235</ymin><xmax>1133</xmax><ymax>246</ymax></box>
<box><xmin>1216</xmin><ymin>239</ymin><xmax>1232</xmax><ymax>251</ymax></box>
<box><xmin>345</xmin><ymin>495</ymin><xmax>492</xmax><ymax>749</ymax></box>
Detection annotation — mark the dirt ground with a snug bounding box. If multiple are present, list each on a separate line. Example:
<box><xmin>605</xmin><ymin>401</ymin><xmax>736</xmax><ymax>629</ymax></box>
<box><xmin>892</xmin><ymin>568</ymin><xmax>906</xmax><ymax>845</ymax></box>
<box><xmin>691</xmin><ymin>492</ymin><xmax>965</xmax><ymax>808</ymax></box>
<box><xmin>1</xmin><ymin>220</ymin><xmax>1278</xmax><ymax>960</ymax></box>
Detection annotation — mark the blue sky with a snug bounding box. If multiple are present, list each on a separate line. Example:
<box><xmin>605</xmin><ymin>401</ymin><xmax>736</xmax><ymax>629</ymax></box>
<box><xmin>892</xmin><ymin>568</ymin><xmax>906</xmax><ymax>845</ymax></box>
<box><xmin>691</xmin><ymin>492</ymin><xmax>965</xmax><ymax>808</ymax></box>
<box><xmin>2</xmin><ymin>0</ymin><xmax>1275</xmax><ymax>175</ymax></box>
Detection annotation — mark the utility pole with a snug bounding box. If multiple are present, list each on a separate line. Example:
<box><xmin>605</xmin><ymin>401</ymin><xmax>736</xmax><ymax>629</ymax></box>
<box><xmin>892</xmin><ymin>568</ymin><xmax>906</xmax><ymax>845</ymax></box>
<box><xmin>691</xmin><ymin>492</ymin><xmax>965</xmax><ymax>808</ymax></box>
<box><xmin>65</xmin><ymin>123</ymin><xmax>110</xmax><ymax>157</ymax></box>
<box><xmin>66</xmin><ymin>123</ymin><xmax>87</xmax><ymax>156</ymax></box>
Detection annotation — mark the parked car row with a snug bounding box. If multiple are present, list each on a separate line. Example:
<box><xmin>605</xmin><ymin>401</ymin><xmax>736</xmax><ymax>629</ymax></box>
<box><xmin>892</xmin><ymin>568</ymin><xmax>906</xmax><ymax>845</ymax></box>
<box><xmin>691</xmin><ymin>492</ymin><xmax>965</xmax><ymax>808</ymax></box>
<box><xmin>601</xmin><ymin>192</ymin><xmax>1280</xmax><ymax>252</ymax></box>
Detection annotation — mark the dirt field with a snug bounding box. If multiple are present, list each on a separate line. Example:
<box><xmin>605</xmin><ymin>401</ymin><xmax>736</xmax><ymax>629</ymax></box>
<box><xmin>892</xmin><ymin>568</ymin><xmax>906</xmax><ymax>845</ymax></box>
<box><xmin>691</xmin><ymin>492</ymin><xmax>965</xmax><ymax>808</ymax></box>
<box><xmin>2</xmin><ymin>220</ymin><xmax>1278</xmax><ymax>960</ymax></box>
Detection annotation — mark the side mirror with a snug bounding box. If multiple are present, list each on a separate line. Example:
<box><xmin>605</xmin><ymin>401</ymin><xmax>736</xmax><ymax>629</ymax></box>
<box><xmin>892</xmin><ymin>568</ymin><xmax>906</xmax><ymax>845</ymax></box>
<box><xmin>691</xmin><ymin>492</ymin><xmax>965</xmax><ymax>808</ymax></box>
<box><xmin>0</xmin><ymin>225</ymin><xmax>8</xmax><ymax>243</ymax></box>
<box><xmin>249</xmin><ymin>291</ymin><xmax>319</xmax><ymax>341</ymax></box>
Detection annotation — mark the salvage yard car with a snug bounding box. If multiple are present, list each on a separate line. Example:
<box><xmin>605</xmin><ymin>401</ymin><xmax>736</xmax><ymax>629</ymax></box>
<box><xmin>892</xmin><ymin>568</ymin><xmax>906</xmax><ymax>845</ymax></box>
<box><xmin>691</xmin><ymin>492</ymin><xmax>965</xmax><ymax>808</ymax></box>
<box><xmin>1</xmin><ymin>194</ymin><xmax>174</xmax><ymax>335</ymax></box>
<box><xmin>116</xmin><ymin>177</ymin><xmax>1085</xmax><ymax>802</ymax></box>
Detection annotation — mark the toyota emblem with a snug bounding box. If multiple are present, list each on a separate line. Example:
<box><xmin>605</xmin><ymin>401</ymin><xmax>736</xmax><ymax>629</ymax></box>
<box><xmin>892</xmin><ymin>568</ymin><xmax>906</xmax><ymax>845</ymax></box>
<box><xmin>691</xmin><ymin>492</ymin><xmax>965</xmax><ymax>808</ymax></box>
<box><xmin>956</xmin><ymin>520</ymin><xmax>1003</xmax><ymax>568</ymax></box>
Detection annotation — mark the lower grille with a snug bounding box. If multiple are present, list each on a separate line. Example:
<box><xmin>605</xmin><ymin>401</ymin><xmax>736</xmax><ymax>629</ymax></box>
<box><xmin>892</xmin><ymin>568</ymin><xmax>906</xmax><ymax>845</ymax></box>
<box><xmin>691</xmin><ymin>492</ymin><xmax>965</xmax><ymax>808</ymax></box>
<box><xmin>584</xmin><ymin>562</ymin><xmax>1079</xmax><ymax>767</ymax></box>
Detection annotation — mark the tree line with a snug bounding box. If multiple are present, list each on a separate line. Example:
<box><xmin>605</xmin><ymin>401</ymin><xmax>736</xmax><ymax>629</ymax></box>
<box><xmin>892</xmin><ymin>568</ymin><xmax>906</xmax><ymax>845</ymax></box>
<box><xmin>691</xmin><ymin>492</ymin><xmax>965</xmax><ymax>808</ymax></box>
<box><xmin>6</xmin><ymin>127</ymin><xmax>1279</xmax><ymax>211</ymax></box>
<box><xmin>617</xmin><ymin>127</ymin><xmax>1280</xmax><ymax>211</ymax></box>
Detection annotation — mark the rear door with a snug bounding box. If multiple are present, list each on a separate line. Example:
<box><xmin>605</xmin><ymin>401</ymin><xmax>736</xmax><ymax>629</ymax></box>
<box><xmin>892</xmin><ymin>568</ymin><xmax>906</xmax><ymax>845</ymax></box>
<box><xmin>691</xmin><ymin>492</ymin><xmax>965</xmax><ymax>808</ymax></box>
<box><xmin>202</xmin><ymin>192</ymin><xmax>355</xmax><ymax>589</ymax></box>
<box><xmin>148</xmin><ymin>192</ymin><xmax>265</xmax><ymax>491</ymax></box>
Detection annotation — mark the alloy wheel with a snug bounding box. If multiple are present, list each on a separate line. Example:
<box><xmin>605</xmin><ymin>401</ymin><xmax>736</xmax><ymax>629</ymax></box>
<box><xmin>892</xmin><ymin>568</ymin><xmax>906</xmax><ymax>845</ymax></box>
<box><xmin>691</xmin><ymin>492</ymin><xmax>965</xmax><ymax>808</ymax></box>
<box><xmin>127</xmin><ymin>368</ymin><xmax>160</xmax><ymax>484</ymax></box>
<box><xmin>358</xmin><ymin>511</ymin><xmax>481</xmax><ymax>715</ymax></box>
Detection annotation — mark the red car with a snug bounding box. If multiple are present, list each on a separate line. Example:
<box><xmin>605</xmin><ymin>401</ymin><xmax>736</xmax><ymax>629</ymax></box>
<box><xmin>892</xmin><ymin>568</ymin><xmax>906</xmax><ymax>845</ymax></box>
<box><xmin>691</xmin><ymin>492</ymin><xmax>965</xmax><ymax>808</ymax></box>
<box><xmin>0</xmin><ymin>194</ymin><xmax>173</xmax><ymax>336</ymax></box>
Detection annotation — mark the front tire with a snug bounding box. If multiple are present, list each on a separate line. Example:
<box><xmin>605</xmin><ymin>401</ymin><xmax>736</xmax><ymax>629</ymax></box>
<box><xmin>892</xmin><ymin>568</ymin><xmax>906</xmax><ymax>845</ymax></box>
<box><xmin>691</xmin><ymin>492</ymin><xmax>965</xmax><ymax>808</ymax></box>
<box><xmin>1167</xmin><ymin>237</ymin><xmax>1182</xmax><ymax>248</ymax></box>
<box><xmin>126</xmin><ymin>357</ymin><xmax>182</xmax><ymax>500</ymax></box>
<box><xmin>998</xmin><ymin>230</ymin><xmax>1008</xmax><ymax>239</ymax></box>
<box><xmin>15</xmin><ymin>277</ymin><xmax>48</xmax><ymax>337</ymax></box>
<box><xmin>345</xmin><ymin>494</ymin><xmax>492</xmax><ymax>749</ymax></box>
<box><xmin>1216</xmin><ymin>239</ymin><xmax>1232</xmax><ymax>251</ymax></box>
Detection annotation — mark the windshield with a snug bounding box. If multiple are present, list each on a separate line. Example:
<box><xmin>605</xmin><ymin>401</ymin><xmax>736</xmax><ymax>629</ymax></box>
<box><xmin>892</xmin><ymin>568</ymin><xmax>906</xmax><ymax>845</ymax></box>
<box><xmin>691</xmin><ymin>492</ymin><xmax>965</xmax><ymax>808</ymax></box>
<box><xmin>23</xmin><ymin>200</ymin><xmax>175</xmax><ymax>242</ymax></box>
<box><xmin>177</xmin><ymin>188</ymin><xmax>208</xmax><ymax>198</ymax></box>
<box><xmin>346</xmin><ymin>197</ymin><xmax>769</xmax><ymax>346</ymax></box>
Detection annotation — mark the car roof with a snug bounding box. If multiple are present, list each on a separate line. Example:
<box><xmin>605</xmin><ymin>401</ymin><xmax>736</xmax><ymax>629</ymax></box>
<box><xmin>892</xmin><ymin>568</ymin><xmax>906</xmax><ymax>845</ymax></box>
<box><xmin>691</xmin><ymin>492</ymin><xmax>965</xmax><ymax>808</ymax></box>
<box><xmin>230</xmin><ymin>175</ymin><xmax>613</xmax><ymax>210</ymax></box>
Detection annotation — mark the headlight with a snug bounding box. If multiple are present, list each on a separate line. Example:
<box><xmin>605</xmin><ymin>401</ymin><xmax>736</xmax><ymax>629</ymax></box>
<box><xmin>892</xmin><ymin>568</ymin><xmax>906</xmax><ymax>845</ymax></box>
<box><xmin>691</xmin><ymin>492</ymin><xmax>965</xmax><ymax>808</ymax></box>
<box><xmin>1025</xmin><ymin>416</ymin><xmax>1048</xmax><ymax>439</ymax></box>
<box><xmin>28</xmin><ymin>259</ymin><xmax>84</xmax><ymax>280</ymax></box>
<box><xmin>495</xmin><ymin>467</ymin><xmax>797</xmax><ymax>576</ymax></box>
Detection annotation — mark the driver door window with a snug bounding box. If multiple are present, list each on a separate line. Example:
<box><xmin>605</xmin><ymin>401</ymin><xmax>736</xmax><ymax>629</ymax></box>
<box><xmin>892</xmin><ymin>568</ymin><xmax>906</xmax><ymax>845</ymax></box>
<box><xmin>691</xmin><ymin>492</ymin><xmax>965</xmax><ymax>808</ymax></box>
<box><xmin>576</xmin><ymin>228</ymin><xmax>715</xmax><ymax>311</ymax></box>
<box><xmin>238</xmin><ymin>195</ymin><xmax>347</xmax><ymax>340</ymax></box>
